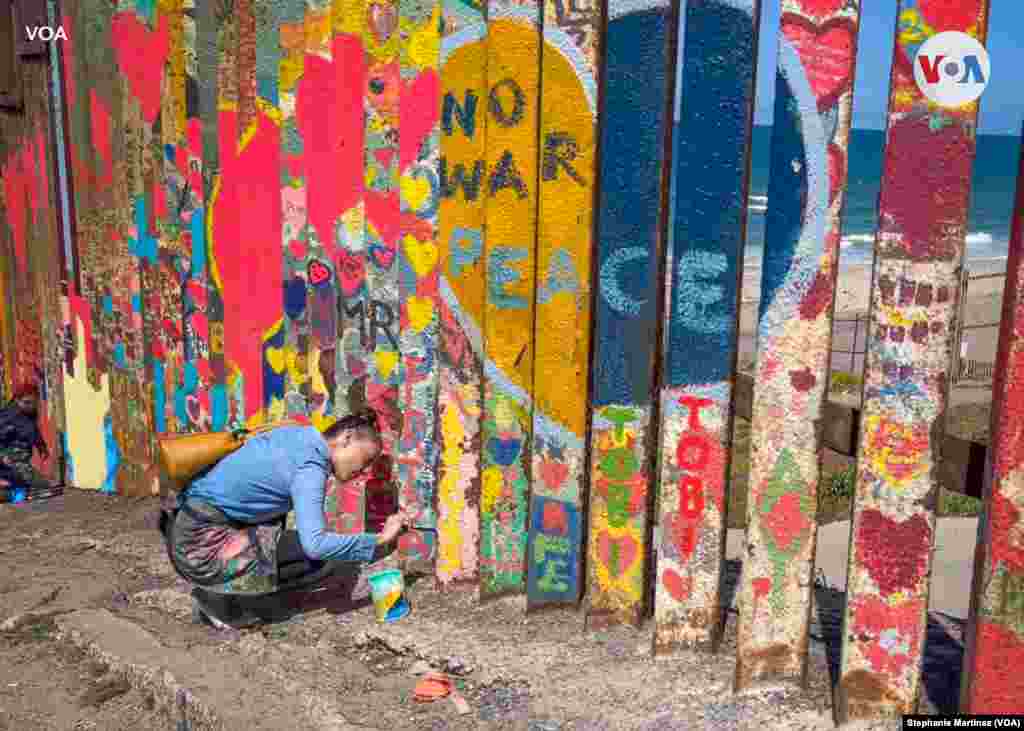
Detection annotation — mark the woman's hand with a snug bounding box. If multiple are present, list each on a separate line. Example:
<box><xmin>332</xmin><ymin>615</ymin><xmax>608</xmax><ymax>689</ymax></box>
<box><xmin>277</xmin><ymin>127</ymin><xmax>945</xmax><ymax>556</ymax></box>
<box><xmin>376</xmin><ymin>508</ymin><xmax>413</xmax><ymax>545</ymax></box>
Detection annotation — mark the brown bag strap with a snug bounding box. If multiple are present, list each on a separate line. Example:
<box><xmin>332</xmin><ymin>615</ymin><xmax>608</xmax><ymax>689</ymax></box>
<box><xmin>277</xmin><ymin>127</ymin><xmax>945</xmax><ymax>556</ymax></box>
<box><xmin>235</xmin><ymin>418</ymin><xmax>306</xmax><ymax>441</ymax></box>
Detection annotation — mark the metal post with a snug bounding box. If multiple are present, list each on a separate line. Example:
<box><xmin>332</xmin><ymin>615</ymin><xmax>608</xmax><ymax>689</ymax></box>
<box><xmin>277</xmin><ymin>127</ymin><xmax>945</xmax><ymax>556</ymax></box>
<box><xmin>850</xmin><ymin>314</ymin><xmax>859</xmax><ymax>374</ymax></box>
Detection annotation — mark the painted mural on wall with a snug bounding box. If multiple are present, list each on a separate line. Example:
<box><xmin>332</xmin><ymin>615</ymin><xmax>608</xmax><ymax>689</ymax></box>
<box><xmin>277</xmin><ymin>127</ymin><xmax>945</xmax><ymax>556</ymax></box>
<box><xmin>837</xmin><ymin>0</ymin><xmax>989</xmax><ymax>721</ymax></box>
<box><xmin>434</xmin><ymin>0</ymin><xmax>486</xmax><ymax>585</ymax></box>
<box><xmin>655</xmin><ymin>0</ymin><xmax>759</xmax><ymax>653</ymax></box>
<box><xmin>963</xmin><ymin>120</ymin><xmax>1024</xmax><ymax>713</ymax></box>
<box><xmin>736</xmin><ymin>0</ymin><xmax>861</xmax><ymax>689</ymax></box>
<box><xmin>585</xmin><ymin>0</ymin><xmax>676</xmax><ymax>627</ymax></box>
<box><xmin>4</xmin><ymin>0</ymin><xmax>1023</xmax><ymax>718</ymax></box>
<box><xmin>525</xmin><ymin>0</ymin><xmax>600</xmax><ymax>608</ymax></box>
<box><xmin>477</xmin><ymin>0</ymin><xmax>542</xmax><ymax>597</ymax></box>
<box><xmin>0</xmin><ymin>58</ymin><xmax>64</xmax><ymax>485</ymax></box>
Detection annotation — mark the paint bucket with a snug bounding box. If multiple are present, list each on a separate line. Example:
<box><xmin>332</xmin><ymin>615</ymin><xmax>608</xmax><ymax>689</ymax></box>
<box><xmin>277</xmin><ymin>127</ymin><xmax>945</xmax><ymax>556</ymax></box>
<box><xmin>367</xmin><ymin>568</ymin><xmax>410</xmax><ymax>623</ymax></box>
<box><xmin>7</xmin><ymin>484</ymin><xmax>26</xmax><ymax>504</ymax></box>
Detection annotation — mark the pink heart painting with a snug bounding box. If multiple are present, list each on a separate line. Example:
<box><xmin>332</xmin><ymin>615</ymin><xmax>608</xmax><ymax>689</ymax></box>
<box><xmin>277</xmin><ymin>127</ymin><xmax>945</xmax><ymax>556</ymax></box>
<box><xmin>597</xmin><ymin>531</ymin><xmax>639</xmax><ymax>578</ymax></box>
<box><xmin>781</xmin><ymin>14</ymin><xmax>856</xmax><ymax>113</ymax></box>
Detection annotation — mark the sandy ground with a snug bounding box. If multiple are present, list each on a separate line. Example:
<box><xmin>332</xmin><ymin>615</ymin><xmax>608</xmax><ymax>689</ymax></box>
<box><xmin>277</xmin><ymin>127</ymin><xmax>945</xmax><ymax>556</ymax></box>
<box><xmin>726</xmin><ymin>518</ymin><xmax>980</xmax><ymax>619</ymax></box>
<box><xmin>0</xmin><ymin>490</ymin><xmax>981</xmax><ymax>729</ymax></box>
<box><xmin>737</xmin><ymin>259</ymin><xmax>1009</xmax><ymax>386</ymax></box>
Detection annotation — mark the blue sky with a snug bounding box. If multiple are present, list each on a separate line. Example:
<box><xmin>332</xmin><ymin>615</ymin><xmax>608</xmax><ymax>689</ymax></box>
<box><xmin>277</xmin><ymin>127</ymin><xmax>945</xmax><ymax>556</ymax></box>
<box><xmin>679</xmin><ymin>1</ymin><xmax>1024</xmax><ymax>135</ymax></box>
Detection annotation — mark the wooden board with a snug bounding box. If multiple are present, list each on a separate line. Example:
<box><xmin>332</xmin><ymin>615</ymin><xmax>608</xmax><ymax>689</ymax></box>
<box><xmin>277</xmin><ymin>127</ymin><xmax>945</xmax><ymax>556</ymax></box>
<box><xmin>525</xmin><ymin>0</ymin><xmax>600</xmax><ymax>609</ymax></box>
<box><xmin>835</xmin><ymin>1</ymin><xmax>990</xmax><ymax>720</ymax></box>
<box><xmin>396</xmin><ymin>0</ymin><xmax>443</xmax><ymax>563</ymax></box>
<box><xmin>434</xmin><ymin>0</ymin><xmax>487</xmax><ymax>587</ymax></box>
<box><xmin>584</xmin><ymin>0</ymin><xmax>676</xmax><ymax>627</ymax></box>
<box><xmin>960</xmin><ymin>119</ymin><xmax>1024</xmax><ymax>713</ymax></box>
<box><xmin>735</xmin><ymin>0</ymin><xmax>860</xmax><ymax>689</ymax></box>
<box><xmin>478</xmin><ymin>0</ymin><xmax>543</xmax><ymax>598</ymax></box>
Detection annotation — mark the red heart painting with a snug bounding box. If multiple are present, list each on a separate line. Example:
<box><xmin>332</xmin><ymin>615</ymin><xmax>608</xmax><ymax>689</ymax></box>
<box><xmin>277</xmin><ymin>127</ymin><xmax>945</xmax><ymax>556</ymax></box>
<box><xmin>917</xmin><ymin>0</ymin><xmax>981</xmax><ymax>33</ymax></box>
<box><xmin>374</xmin><ymin>147</ymin><xmax>395</xmax><ymax>170</ymax></box>
<box><xmin>308</xmin><ymin>259</ymin><xmax>331</xmax><ymax>286</ymax></box>
<box><xmin>399</xmin><ymin>69</ymin><xmax>441</xmax><ymax>171</ymax></box>
<box><xmin>669</xmin><ymin>512</ymin><xmax>699</xmax><ymax>561</ymax></box>
<box><xmin>662</xmin><ymin>568</ymin><xmax>692</xmax><ymax>602</ymax></box>
<box><xmin>369</xmin><ymin>242</ymin><xmax>397</xmax><ymax>270</ymax></box>
<box><xmin>855</xmin><ymin>510</ymin><xmax>932</xmax><ymax>595</ymax></box>
<box><xmin>781</xmin><ymin>14</ymin><xmax>856</xmax><ymax>113</ymax></box>
<box><xmin>542</xmin><ymin>501</ymin><xmax>568</xmax><ymax>535</ymax></box>
<box><xmin>336</xmin><ymin>250</ymin><xmax>365</xmax><ymax>297</ymax></box>
<box><xmin>597</xmin><ymin>531</ymin><xmax>639</xmax><ymax>577</ymax></box>
<box><xmin>800</xmin><ymin>0</ymin><xmax>845</xmax><ymax>19</ymax></box>
<box><xmin>539</xmin><ymin>460</ymin><xmax>570</xmax><ymax>491</ymax></box>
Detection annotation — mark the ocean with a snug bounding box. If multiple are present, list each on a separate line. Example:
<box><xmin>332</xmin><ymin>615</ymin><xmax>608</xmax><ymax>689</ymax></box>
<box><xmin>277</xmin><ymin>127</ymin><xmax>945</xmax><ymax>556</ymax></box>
<box><xmin>741</xmin><ymin>126</ymin><xmax>1022</xmax><ymax>271</ymax></box>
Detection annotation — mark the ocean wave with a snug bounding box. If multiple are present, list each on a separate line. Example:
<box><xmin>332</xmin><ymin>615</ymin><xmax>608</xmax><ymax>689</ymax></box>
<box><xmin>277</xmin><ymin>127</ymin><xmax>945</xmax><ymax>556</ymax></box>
<box><xmin>836</xmin><ymin>231</ymin><xmax>1000</xmax><ymax>248</ymax></box>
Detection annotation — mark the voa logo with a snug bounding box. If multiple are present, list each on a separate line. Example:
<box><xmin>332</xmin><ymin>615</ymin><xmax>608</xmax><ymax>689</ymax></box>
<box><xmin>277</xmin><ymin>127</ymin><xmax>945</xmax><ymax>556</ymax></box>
<box><xmin>913</xmin><ymin>31</ymin><xmax>990</xmax><ymax>108</ymax></box>
<box><xmin>25</xmin><ymin>25</ymin><xmax>68</xmax><ymax>42</ymax></box>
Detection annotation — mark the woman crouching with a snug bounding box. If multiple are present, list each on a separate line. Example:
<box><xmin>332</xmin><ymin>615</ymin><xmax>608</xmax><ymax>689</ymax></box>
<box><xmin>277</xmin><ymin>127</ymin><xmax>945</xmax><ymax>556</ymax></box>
<box><xmin>160</xmin><ymin>409</ymin><xmax>412</xmax><ymax>627</ymax></box>
<box><xmin>0</xmin><ymin>381</ymin><xmax>52</xmax><ymax>499</ymax></box>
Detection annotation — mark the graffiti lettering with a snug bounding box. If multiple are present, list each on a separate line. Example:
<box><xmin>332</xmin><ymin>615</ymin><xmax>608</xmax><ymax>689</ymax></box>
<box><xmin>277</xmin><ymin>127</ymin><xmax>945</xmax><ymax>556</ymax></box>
<box><xmin>341</xmin><ymin>298</ymin><xmax>399</xmax><ymax>352</ymax></box>
<box><xmin>678</xmin><ymin>395</ymin><xmax>712</xmax><ymax>431</ymax></box>
<box><xmin>606</xmin><ymin>481</ymin><xmax>631</xmax><ymax>528</ymax></box>
<box><xmin>449</xmin><ymin>227</ymin><xmax>483</xmax><ymax>277</ymax></box>
<box><xmin>599</xmin><ymin>247</ymin><xmax>648</xmax><ymax>316</ymax></box>
<box><xmin>489</xmin><ymin>150</ymin><xmax>529</xmax><ymax>199</ymax></box>
<box><xmin>679</xmin><ymin>475</ymin><xmax>704</xmax><ymax>518</ymax></box>
<box><xmin>488</xmin><ymin>247</ymin><xmax>529</xmax><ymax>309</ymax></box>
<box><xmin>676</xmin><ymin>249</ymin><xmax>729</xmax><ymax>334</ymax></box>
<box><xmin>439</xmin><ymin>158</ymin><xmax>485</xmax><ymax>201</ymax></box>
<box><xmin>439</xmin><ymin>154</ymin><xmax>534</xmax><ymax>201</ymax></box>
<box><xmin>542</xmin><ymin>132</ymin><xmax>584</xmax><ymax>186</ymax></box>
<box><xmin>677</xmin><ymin>433</ymin><xmax>710</xmax><ymax>471</ymax></box>
<box><xmin>442</xmin><ymin>90</ymin><xmax>478</xmax><ymax>138</ymax></box>
<box><xmin>538</xmin><ymin>558</ymin><xmax>570</xmax><ymax>593</ymax></box>
<box><xmin>534</xmin><ymin>532</ymin><xmax>571</xmax><ymax>563</ymax></box>
<box><xmin>342</xmin><ymin>298</ymin><xmax>368</xmax><ymax>346</ymax></box>
<box><xmin>488</xmin><ymin>78</ymin><xmax>526</xmax><ymax>128</ymax></box>
<box><xmin>537</xmin><ymin>247</ymin><xmax>581</xmax><ymax>304</ymax></box>
<box><xmin>369</xmin><ymin>300</ymin><xmax>399</xmax><ymax>352</ymax></box>
<box><xmin>673</xmin><ymin>394</ymin><xmax>713</xmax><ymax>563</ymax></box>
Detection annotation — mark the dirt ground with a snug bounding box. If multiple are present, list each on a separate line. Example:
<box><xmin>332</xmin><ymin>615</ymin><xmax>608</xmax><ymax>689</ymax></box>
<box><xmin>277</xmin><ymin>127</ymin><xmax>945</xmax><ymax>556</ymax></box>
<box><xmin>0</xmin><ymin>489</ymin><xmax>965</xmax><ymax>730</ymax></box>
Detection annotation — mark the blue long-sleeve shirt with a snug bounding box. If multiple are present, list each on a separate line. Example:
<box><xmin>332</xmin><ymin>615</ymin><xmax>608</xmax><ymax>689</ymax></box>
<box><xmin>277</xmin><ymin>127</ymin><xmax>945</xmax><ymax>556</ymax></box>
<box><xmin>182</xmin><ymin>425</ymin><xmax>377</xmax><ymax>562</ymax></box>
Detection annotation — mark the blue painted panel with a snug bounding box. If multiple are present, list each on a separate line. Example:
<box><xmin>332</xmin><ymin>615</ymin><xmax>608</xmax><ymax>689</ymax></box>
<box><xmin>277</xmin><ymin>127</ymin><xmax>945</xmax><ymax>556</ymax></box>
<box><xmin>666</xmin><ymin>0</ymin><xmax>758</xmax><ymax>387</ymax></box>
<box><xmin>526</xmin><ymin>497</ymin><xmax>581</xmax><ymax>604</ymax></box>
<box><xmin>758</xmin><ymin>72</ymin><xmax>808</xmax><ymax>328</ymax></box>
<box><xmin>591</xmin><ymin>5</ymin><xmax>675</xmax><ymax>407</ymax></box>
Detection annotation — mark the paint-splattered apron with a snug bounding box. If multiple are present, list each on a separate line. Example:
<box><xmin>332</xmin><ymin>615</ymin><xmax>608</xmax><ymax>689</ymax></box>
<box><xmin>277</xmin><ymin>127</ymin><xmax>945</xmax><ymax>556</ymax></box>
<box><xmin>168</xmin><ymin>497</ymin><xmax>285</xmax><ymax>595</ymax></box>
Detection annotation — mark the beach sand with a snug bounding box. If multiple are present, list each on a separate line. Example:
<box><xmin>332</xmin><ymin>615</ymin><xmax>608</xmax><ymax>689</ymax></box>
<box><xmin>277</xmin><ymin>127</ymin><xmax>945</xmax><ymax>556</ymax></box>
<box><xmin>736</xmin><ymin>257</ymin><xmax>1010</xmax><ymax>382</ymax></box>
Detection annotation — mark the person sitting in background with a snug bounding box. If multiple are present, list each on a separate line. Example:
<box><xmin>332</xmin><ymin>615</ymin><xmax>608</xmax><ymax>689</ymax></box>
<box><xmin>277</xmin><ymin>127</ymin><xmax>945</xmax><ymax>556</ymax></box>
<box><xmin>0</xmin><ymin>381</ymin><xmax>52</xmax><ymax>498</ymax></box>
<box><xmin>160</xmin><ymin>408</ymin><xmax>412</xmax><ymax>628</ymax></box>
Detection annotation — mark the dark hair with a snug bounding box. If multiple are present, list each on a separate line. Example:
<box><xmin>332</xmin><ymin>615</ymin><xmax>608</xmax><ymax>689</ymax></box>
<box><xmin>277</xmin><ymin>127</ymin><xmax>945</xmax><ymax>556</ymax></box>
<box><xmin>322</xmin><ymin>408</ymin><xmax>382</xmax><ymax>448</ymax></box>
